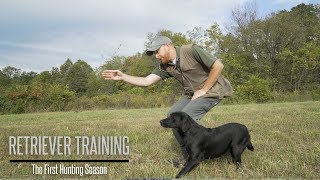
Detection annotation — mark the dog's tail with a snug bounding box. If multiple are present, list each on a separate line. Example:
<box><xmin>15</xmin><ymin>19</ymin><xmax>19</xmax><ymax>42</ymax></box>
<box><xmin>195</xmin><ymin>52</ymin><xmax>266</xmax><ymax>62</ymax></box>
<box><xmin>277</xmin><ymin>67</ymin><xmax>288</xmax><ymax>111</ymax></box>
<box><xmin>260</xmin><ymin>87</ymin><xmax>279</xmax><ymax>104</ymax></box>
<box><xmin>247</xmin><ymin>141</ymin><xmax>254</xmax><ymax>151</ymax></box>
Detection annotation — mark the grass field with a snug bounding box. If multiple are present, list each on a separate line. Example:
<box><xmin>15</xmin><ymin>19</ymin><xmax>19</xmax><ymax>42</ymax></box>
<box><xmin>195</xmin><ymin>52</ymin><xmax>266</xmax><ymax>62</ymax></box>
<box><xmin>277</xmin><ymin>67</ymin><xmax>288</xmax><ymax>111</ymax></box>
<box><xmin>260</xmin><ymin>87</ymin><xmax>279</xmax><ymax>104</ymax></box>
<box><xmin>0</xmin><ymin>101</ymin><xmax>319</xmax><ymax>179</ymax></box>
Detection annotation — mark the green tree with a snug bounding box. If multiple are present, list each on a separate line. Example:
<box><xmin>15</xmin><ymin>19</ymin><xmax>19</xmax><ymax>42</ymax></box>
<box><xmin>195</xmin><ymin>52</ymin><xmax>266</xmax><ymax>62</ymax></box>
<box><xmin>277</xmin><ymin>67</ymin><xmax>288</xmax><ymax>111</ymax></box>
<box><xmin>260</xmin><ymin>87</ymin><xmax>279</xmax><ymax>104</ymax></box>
<box><xmin>19</xmin><ymin>71</ymin><xmax>37</xmax><ymax>85</ymax></box>
<box><xmin>220</xmin><ymin>3</ymin><xmax>319</xmax><ymax>93</ymax></box>
<box><xmin>45</xmin><ymin>84</ymin><xmax>75</xmax><ymax>111</ymax></box>
<box><xmin>64</xmin><ymin>60</ymin><xmax>93</xmax><ymax>95</ymax></box>
<box><xmin>32</xmin><ymin>71</ymin><xmax>52</xmax><ymax>84</ymax></box>
<box><xmin>86</xmin><ymin>71</ymin><xmax>105</xmax><ymax>97</ymax></box>
<box><xmin>0</xmin><ymin>69</ymin><xmax>10</xmax><ymax>88</ymax></box>
<box><xmin>60</xmin><ymin>59</ymin><xmax>73</xmax><ymax>77</ymax></box>
<box><xmin>1</xmin><ymin>66</ymin><xmax>21</xmax><ymax>79</ymax></box>
<box><xmin>277</xmin><ymin>42</ymin><xmax>320</xmax><ymax>91</ymax></box>
<box><xmin>187</xmin><ymin>23</ymin><xmax>223</xmax><ymax>55</ymax></box>
<box><xmin>50</xmin><ymin>67</ymin><xmax>62</xmax><ymax>84</ymax></box>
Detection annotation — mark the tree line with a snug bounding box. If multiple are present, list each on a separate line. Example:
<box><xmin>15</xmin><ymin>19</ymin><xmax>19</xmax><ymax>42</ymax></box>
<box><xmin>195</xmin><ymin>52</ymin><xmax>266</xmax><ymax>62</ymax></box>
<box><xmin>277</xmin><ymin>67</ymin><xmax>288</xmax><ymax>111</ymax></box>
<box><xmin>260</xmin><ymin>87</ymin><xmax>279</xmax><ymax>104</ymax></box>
<box><xmin>0</xmin><ymin>3</ymin><xmax>319</xmax><ymax>114</ymax></box>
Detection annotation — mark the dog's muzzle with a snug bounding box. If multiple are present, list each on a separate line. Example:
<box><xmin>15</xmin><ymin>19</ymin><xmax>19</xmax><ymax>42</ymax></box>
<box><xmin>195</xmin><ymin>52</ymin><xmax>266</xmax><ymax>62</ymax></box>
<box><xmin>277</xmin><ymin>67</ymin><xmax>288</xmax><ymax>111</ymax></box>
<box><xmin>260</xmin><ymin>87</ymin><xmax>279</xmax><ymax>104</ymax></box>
<box><xmin>160</xmin><ymin>119</ymin><xmax>169</xmax><ymax>128</ymax></box>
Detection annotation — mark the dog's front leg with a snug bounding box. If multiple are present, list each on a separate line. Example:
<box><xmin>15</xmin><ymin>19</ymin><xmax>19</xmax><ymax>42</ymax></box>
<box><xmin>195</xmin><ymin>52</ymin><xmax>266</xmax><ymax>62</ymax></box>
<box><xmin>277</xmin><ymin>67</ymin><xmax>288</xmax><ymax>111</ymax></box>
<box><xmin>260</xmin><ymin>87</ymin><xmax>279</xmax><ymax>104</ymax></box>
<box><xmin>175</xmin><ymin>149</ymin><xmax>205</xmax><ymax>178</ymax></box>
<box><xmin>176</xmin><ymin>158</ymin><xmax>200</xmax><ymax>178</ymax></box>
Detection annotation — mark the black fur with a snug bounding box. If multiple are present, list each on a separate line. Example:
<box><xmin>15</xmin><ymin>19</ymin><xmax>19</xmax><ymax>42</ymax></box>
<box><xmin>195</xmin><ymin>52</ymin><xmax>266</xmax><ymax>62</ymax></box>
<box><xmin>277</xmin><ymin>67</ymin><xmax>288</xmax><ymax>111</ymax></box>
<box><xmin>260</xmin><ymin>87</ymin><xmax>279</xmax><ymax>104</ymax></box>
<box><xmin>160</xmin><ymin>112</ymin><xmax>254</xmax><ymax>178</ymax></box>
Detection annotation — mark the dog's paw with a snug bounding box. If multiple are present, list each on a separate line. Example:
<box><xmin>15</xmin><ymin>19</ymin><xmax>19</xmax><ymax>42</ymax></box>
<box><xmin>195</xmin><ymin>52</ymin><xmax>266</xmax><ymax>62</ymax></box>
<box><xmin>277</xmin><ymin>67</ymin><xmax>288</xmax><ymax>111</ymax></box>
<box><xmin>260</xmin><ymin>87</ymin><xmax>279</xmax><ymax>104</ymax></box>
<box><xmin>236</xmin><ymin>166</ymin><xmax>244</xmax><ymax>173</ymax></box>
<box><xmin>235</xmin><ymin>162</ymin><xmax>244</xmax><ymax>172</ymax></box>
<box><xmin>167</xmin><ymin>158</ymin><xmax>183</xmax><ymax>168</ymax></box>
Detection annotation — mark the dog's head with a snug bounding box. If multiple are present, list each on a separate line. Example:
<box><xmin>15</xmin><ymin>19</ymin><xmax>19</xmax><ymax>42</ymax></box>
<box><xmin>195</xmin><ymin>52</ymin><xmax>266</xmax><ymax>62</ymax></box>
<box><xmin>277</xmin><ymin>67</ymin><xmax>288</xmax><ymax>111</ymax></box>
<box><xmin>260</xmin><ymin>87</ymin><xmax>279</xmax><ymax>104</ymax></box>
<box><xmin>160</xmin><ymin>112</ymin><xmax>193</xmax><ymax>132</ymax></box>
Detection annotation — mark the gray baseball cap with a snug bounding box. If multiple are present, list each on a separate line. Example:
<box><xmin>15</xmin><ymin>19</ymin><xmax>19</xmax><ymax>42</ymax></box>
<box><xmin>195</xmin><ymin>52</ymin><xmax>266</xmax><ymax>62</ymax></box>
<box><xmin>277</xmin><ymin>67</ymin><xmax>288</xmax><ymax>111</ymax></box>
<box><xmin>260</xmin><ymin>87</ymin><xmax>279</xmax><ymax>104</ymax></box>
<box><xmin>145</xmin><ymin>36</ymin><xmax>172</xmax><ymax>56</ymax></box>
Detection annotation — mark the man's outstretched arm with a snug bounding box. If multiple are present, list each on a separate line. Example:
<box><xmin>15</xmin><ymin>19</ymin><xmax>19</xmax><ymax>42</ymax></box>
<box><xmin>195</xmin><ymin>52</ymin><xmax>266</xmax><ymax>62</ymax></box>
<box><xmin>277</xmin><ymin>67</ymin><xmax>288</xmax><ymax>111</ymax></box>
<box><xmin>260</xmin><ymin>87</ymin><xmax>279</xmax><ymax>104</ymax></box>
<box><xmin>102</xmin><ymin>70</ymin><xmax>161</xmax><ymax>86</ymax></box>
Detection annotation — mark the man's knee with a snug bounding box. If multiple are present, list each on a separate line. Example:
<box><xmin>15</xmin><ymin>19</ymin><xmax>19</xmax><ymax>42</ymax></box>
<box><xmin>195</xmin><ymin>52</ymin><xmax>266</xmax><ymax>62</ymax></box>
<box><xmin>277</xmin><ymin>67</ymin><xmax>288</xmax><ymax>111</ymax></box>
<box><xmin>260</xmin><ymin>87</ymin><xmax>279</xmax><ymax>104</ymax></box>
<box><xmin>167</xmin><ymin>97</ymin><xmax>191</xmax><ymax>117</ymax></box>
<box><xmin>180</xmin><ymin>110</ymin><xmax>200</xmax><ymax>121</ymax></box>
<box><xmin>180</xmin><ymin>98</ymin><xmax>221</xmax><ymax>121</ymax></box>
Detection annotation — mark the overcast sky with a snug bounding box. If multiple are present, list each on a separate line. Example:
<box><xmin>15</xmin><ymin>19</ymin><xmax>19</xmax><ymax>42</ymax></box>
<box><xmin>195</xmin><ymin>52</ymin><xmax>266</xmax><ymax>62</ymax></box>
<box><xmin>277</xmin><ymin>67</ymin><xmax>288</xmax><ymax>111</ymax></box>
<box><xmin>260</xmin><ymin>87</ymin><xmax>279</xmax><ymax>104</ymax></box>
<box><xmin>0</xmin><ymin>0</ymin><xmax>317</xmax><ymax>72</ymax></box>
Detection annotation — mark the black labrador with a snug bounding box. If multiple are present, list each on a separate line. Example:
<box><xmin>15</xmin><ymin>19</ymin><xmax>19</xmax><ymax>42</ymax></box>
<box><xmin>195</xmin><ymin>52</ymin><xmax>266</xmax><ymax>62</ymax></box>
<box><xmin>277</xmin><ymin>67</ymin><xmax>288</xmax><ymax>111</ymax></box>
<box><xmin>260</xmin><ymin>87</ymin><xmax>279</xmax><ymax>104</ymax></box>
<box><xmin>160</xmin><ymin>112</ymin><xmax>254</xmax><ymax>178</ymax></box>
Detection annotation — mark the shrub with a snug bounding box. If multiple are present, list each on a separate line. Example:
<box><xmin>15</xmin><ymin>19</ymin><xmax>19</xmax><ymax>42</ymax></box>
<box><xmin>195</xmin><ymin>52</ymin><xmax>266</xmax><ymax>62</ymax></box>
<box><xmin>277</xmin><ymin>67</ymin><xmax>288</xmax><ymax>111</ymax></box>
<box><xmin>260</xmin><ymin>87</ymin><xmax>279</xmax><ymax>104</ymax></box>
<box><xmin>237</xmin><ymin>75</ymin><xmax>272</xmax><ymax>103</ymax></box>
<box><xmin>310</xmin><ymin>85</ymin><xmax>320</xmax><ymax>101</ymax></box>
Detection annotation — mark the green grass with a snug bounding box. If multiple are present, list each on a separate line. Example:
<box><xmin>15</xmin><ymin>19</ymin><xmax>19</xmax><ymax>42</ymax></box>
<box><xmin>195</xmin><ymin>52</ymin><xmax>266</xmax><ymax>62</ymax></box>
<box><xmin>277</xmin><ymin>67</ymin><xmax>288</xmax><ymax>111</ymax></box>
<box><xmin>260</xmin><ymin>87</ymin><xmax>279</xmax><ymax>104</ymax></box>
<box><xmin>0</xmin><ymin>101</ymin><xmax>319</xmax><ymax>179</ymax></box>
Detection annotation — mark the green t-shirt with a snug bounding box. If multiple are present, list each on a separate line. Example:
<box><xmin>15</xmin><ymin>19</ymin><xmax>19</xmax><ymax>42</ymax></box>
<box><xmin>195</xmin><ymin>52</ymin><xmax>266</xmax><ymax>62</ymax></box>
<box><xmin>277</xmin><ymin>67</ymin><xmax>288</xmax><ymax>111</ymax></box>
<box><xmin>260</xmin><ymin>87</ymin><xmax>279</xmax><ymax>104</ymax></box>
<box><xmin>151</xmin><ymin>45</ymin><xmax>217</xmax><ymax>79</ymax></box>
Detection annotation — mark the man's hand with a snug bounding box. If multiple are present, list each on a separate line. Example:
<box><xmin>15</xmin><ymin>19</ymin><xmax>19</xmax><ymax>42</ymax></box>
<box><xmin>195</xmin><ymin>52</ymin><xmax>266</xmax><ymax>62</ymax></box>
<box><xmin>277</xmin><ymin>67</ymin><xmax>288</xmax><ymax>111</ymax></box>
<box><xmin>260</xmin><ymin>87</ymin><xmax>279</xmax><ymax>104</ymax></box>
<box><xmin>191</xmin><ymin>89</ymin><xmax>207</xmax><ymax>100</ymax></box>
<box><xmin>192</xmin><ymin>59</ymin><xmax>223</xmax><ymax>100</ymax></box>
<box><xmin>102</xmin><ymin>70</ymin><xmax>124</xmax><ymax>81</ymax></box>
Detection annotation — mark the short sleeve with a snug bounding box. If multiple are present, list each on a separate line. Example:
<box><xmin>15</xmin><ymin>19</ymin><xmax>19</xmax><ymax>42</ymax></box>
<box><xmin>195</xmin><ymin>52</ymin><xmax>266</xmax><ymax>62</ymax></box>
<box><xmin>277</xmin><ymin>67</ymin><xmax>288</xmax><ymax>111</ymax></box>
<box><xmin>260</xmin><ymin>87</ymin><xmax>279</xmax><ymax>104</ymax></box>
<box><xmin>192</xmin><ymin>45</ymin><xmax>217</xmax><ymax>69</ymax></box>
<box><xmin>151</xmin><ymin>67</ymin><xmax>171</xmax><ymax>80</ymax></box>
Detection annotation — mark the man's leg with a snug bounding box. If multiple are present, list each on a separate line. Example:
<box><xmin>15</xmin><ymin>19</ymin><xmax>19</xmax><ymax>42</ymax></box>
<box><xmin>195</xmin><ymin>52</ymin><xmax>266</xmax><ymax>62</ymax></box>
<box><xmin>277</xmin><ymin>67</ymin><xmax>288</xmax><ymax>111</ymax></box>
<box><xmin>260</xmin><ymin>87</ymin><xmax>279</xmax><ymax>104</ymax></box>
<box><xmin>167</xmin><ymin>96</ymin><xmax>191</xmax><ymax>117</ymax></box>
<box><xmin>181</xmin><ymin>97</ymin><xmax>221</xmax><ymax>121</ymax></box>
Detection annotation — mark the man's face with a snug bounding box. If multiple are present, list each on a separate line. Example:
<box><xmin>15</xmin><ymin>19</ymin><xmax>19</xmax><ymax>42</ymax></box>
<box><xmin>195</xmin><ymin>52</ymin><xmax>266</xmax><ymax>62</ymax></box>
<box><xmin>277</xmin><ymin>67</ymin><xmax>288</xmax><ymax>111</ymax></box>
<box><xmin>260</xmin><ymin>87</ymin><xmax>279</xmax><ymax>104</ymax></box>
<box><xmin>155</xmin><ymin>45</ymin><xmax>170</xmax><ymax>64</ymax></box>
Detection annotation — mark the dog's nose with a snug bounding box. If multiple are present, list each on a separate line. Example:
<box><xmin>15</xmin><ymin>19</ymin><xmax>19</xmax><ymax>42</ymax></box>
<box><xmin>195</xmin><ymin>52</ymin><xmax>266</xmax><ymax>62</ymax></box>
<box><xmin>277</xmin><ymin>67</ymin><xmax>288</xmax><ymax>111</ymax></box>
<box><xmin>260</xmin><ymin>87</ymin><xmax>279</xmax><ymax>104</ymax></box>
<box><xmin>160</xmin><ymin>120</ymin><xmax>164</xmax><ymax>124</ymax></box>
<box><xmin>160</xmin><ymin>119</ymin><xmax>166</xmax><ymax>126</ymax></box>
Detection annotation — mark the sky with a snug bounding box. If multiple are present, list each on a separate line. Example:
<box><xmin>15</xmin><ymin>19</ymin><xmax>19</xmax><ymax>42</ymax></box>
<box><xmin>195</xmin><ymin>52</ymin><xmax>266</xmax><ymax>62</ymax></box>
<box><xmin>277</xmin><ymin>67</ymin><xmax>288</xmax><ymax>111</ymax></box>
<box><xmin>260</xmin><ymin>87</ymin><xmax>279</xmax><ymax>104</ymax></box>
<box><xmin>0</xmin><ymin>0</ymin><xmax>317</xmax><ymax>73</ymax></box>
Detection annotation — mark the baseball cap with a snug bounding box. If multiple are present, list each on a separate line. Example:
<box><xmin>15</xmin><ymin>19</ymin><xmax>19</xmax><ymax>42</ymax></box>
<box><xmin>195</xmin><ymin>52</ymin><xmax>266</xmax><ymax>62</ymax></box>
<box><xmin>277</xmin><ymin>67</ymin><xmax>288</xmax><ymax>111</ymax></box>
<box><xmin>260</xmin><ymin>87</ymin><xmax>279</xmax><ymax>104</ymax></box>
<box><xmin>145</xmin><ymin>36</ymin><xmax>172</xmax><ymax>56</ymax></box>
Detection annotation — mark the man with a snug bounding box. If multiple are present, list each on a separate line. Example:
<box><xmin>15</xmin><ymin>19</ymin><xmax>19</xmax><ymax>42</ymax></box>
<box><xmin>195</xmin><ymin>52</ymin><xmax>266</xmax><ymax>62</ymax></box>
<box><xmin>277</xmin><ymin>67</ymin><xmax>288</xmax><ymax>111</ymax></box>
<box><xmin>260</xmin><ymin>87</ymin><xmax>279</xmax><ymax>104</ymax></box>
<box><xmin>102</xmin><ymin>36</ymin><xmax>233</xmax><ymax>159</ymax></box>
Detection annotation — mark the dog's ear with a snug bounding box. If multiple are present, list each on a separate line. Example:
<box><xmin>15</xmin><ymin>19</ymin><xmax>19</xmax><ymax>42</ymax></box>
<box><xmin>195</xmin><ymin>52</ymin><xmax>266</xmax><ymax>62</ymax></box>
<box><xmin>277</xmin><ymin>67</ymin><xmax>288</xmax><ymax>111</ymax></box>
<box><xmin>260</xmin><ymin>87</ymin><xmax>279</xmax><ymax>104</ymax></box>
<box><xmin>180</xmin><ymin>112</ymin><xmax>192</xmax><ymax>132</ymax></box>
<box><xmin>170</xmin><ymin>112</ymin><xmax>185</xmax><ymax>122</ymax></box>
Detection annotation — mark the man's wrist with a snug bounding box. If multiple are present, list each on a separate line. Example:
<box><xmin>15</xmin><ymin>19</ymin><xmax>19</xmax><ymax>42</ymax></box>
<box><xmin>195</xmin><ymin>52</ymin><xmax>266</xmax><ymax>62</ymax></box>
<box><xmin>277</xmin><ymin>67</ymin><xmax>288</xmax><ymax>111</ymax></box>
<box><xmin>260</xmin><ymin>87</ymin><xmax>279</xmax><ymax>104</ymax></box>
<box><xmin>201</xmin><ymin>88</ymin><xmax>209</xmax><ymax>93</ymax></box>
